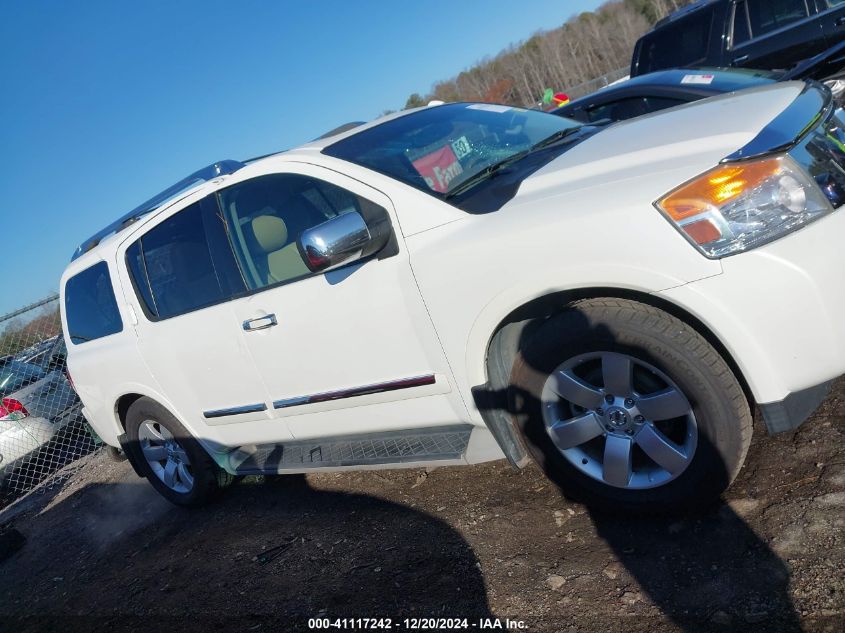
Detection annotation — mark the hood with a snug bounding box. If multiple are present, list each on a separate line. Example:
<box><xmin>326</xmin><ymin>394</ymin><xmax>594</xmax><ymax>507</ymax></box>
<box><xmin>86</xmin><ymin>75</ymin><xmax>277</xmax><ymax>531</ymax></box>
<box><xmin>512</xmin><ymin>81</ymin><xmax>807</xmax><ymax>211</ymax></box>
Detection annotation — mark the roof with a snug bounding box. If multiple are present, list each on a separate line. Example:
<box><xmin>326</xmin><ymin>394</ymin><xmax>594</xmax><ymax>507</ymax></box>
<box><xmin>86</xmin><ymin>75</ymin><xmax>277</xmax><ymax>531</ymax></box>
<box><xmin>71</xmin><ymin>160</ymin><xmax>247</xmax><ymax>261</ymax></box>
<box><xmin>68</xmin><ymin>107</ymin><xmax>430</xmax><ymax>263</ymax></box>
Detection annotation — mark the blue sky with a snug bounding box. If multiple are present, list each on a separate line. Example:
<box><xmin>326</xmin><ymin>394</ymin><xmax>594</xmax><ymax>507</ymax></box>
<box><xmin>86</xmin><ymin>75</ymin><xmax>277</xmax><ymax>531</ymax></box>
<box><xmin>0</xmin><ymin>0</ymin><xmax>603</xmax><ymax>315</ymax></box>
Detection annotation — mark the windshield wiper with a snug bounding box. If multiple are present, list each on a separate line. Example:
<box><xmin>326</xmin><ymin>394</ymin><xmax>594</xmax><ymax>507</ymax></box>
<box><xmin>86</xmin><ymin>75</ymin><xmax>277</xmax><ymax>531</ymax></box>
<box><xmin>443</xmin><ymin>150</ymin><xmax>531</xmax><ymax>199</ymax></box>
<box><xmin>444</xmin><ymin>126</ymin><xmax>584</xmax><ymax>199</ymax></box>
<box><xmin>528</xmin><ymin>126</ymin><xmax>585</xmax><ymax>151</ymax></box>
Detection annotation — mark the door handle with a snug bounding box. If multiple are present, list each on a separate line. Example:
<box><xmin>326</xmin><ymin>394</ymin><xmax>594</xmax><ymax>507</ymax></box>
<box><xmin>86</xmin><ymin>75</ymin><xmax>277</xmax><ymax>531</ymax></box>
<box><xmin>243</xmin><ymin>314</ymin><xmax>277</xmax><ymax>331</ymax></box>
<box><xmin>836</xmin><ymin>16</ymin><xmax>845</xmax><ymax>27</ymax></box>
<box><xmin>733</xmin><ymin>54</ymin><xmax>750</xmax><ymax>64</ymax></box>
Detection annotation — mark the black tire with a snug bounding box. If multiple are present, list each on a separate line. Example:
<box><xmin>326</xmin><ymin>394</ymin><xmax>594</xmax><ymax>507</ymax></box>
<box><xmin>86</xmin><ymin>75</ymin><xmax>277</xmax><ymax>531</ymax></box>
<box><xmin>125</xmin><ymin>397</ymin><xmax>230</xmax><ymax>507</ymax></box>
<box><xmin>508</xmin><ymin>298</ymin><xmax>752</xmax><ymax>514</ymax></box>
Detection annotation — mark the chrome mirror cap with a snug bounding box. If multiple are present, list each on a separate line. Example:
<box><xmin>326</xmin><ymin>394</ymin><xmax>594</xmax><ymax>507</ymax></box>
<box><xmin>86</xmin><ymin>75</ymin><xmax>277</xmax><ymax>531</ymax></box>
<box><xmin>298</xmin><ymin>211</ymin><xmax>372</xmax><ymax>273</ymax></box>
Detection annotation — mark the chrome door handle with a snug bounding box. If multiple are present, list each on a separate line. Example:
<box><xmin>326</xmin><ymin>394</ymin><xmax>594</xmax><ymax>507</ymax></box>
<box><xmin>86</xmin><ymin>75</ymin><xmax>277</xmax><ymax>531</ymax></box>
<box><xmin>836</xmin><ymin>16</ymin><xmax>845</xmax><ymax>27</ymax></box>
<box><xmin>243</xmin><ymin>314</ymin><xmax>277</xmax><ymax>331</ymax></box>
<box><xmin>733</xmin><ymin>54</ymin><xmax>749</xmax><ymax>64</ymax></box>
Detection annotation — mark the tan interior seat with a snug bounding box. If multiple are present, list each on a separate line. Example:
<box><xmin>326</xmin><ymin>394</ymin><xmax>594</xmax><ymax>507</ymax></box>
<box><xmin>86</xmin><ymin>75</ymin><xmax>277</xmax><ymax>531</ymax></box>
<box><xmin>251</xmin><ymin>214</ymin><xmax>310</xmax><ymax>285</ymax></box>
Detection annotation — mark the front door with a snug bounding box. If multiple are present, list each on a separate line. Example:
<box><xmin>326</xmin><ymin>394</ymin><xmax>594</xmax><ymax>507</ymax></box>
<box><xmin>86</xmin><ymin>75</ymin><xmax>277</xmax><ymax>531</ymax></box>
<box><xmin>217</xmin><ymin>163</ymin><xmax>467</xmax><ymax>440</ymax></box>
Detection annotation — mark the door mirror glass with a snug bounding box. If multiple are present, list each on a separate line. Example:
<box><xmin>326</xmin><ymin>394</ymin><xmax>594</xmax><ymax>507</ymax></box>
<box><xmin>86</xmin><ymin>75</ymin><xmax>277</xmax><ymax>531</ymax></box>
<box><xmin>298</xmin><ymin>211</ymin><xmax>379</xmax><ymax>273</ymax></box>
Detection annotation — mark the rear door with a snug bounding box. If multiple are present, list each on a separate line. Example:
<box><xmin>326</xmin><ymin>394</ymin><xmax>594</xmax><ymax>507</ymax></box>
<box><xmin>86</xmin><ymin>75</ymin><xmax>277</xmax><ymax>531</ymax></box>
<box><xmin>814</xmin><ymin>0</ymin><xmax>845</xmax><ymax>47</ymax></box>
<box><xmin>731</xmin><ymin>0</ymin><xmax>827</xmax><ymax>69</ymax></box>
<box><xmin>120</xmin><ymin>196</ymin><xmax>292</xmax><ymax>442</ymax></box>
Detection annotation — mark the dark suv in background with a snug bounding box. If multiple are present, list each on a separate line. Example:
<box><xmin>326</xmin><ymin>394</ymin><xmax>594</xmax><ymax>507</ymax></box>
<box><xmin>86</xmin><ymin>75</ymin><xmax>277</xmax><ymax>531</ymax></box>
<box><xmin>632</xmin><ymin>0</ymin><xmax>845</xmax><ymax>77</ymax></box>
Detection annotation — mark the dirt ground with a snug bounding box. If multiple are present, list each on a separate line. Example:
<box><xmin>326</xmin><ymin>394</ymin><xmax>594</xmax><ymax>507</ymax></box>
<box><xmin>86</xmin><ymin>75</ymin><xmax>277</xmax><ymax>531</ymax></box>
<box><xmin>1</xmin><ymin>383</ymin><xmax>844</xmax><ymax>633</ymax></box>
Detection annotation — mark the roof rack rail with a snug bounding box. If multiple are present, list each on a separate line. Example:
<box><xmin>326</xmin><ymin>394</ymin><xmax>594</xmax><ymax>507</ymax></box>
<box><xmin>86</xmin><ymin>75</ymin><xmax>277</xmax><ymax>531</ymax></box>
<box><xmin>314</xmin><ymin>121</ymin><xmax>366</xmax><ymax>140</ymax></box>
<box><xmin>71</xmin><ymin>159</ymin><xmax>245</xmax><ymax>261</ymax></box>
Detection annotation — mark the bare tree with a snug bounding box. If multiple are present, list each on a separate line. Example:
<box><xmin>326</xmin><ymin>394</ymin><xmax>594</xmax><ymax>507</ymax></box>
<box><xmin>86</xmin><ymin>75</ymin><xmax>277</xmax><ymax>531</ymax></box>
<box><xmin>400</xmin><ymin>0</ymin><xmax>692</xmax><ymax>109</ymax></box>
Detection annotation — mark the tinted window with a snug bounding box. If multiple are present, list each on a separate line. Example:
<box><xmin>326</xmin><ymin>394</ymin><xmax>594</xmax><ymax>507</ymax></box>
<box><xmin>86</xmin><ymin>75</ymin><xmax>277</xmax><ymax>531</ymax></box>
<box><xmin>746</xmin><ymin>0</ymin><xmax>809</xmax><ymax>37</ymax></box>
<box><xmin>644</xmin><ymin>96</ymin><xmax>688</xmax><ymax>113</ymax></box>
<box><xmin>733</xmin><ymin>1</ymin><xmax>751</xmax><ymax>46</ymax></box>
<box><xmin>64</xmin><ymin>262</ymin><xmax>123</xmax><ymax>345</ymax></box>
<box><xmin>0</xmin><ymin>360</ymin><xmax>46</xmax><ymax>398</ymax></box>
<box><xmin>218</xmin><ymin>174</ymin><xmax>384</xmax><ymax>290</ymax></box>
<box><xmin>586</xmin><ymin>98</ymin><xmax>651</xmax><ymax>122</ymax></box>
<box><xmin>637</xmin><ymin>8</ymin><xmax>714</xmax><ymax>74</ymax></box>
<box><xmin>130</xmin><ymin>201</ymin><xmax>245</xmax><ymax>320</ymax></box>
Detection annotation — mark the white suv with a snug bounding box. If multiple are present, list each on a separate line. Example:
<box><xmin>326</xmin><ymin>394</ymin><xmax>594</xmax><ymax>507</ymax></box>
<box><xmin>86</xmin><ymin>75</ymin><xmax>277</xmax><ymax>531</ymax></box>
<box><xmin>61</xmin><ymin>83</ymin><xmax>845</xmax><ymax>510</ymax></box>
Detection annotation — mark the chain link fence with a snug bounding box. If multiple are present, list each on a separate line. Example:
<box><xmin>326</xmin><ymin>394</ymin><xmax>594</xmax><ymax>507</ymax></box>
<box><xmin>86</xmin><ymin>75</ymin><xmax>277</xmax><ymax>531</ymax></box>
<box><xmin>0</xmin><ymin>294</ymin><xmax>100</xmax><ymax>509</ymax></box>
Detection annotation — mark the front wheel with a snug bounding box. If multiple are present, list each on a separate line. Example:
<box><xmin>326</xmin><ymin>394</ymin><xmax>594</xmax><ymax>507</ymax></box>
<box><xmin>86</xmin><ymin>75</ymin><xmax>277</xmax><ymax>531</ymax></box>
<box><xmin>509</xmin><ymin>298</ymin><xmax>752</xmax><ymax>513</ymax></box>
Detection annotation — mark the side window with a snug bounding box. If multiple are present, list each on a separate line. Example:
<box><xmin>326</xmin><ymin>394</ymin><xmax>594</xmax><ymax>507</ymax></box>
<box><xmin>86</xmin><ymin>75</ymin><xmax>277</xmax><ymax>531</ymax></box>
<box><xmin>643</xmin><ymin>96</ymin><xmax>688</xmax><ymax>113</ymax></box>
<box><xmin>637</xmin><ymin>8</ymin><xmax>714</xmax><ymax>73</ymax></box>
<box><xmin>746</xmin><ymin>0</ymin><xmax>809</xmax><ymax>38</ymax></box>
<box><xmin>64</xmin><ymin>262</ymin><xmax>123</xmax><ymax>345</ymax></box>
<box><xmin>586</xmin><ymin>98</ymin><xmax>650</xmax><ymax>123</ymax></box>
<box><xmin>218</xmin><ymin>174</ymin><xmax>385</xmax><ymax>290</ymax></box>
<box><xmin>823</xmin><ymin>0</ymin><xmax>845</xmax><ymax>7</ymax></box>
<box><xmin>732</xmin><ymin>1</ymin><xmax>751</xmax><ymax>46</ymax></box>
<box><xmin>127</xmin><ymin>199</ymin><xmax>246</xmax><ymax>320</ymax></box>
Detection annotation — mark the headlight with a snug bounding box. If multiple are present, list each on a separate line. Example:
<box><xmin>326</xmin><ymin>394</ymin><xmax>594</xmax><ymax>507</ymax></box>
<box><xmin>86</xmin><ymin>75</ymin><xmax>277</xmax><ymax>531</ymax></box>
<box><xmin>656</xmin><ymin>155</ymin><xmax>833</xmax><ymax>258</ymax></box>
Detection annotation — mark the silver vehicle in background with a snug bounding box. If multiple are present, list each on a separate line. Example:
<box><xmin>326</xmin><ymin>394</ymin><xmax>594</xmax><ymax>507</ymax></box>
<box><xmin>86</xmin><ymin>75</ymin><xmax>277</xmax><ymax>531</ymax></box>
<box><xmin>0</xmin><ymin>341</ymin><xmax>81</xmax><ymax>488</ymax></box>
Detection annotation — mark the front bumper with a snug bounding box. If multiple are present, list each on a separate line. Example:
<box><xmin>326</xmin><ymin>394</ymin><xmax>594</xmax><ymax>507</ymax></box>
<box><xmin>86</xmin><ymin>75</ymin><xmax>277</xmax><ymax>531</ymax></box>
<box><xmin>658</xmin><ymin>207</ymin><xmax>845</xmax><ymax>433</ymax></box>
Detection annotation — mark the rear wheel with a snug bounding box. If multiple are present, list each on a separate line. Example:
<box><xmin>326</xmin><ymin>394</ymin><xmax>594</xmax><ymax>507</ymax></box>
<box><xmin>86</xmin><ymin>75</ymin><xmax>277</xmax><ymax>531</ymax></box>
<box><xmin>125</xmin><ymin>397</ymin><xmax>228</xmax><ymax>507</ymax></box>
<box><xmin>509</xmin><ymin>298</ymin><xmax>752</xmax><ymax>513</ymax></box>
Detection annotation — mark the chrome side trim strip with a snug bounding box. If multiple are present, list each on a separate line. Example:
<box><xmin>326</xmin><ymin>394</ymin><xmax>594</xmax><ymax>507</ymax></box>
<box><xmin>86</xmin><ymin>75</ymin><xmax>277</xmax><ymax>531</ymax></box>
<box><xmin>274</xmin><ymin>374</ymin><xmax>436</xmax><ymax>409</ymax></box>
<box><xmin>204</xmin><ymin>403</ymin><xmax>267</xmax><ymax>419</ymax></box>
<box><xmin>722</xmin><ymin>82</ymin><xmax>833</xmax><ymax>163</ymax></box>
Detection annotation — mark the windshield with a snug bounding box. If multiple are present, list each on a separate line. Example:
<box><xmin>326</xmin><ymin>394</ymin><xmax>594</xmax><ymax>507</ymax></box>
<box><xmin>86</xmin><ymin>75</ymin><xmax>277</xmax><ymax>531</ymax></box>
<box><xmin>0</xmin><ymin>359</ymin><xmax>45</xmax><ymax>398</ymax></box>
<box><xmin>323</xmin><ymin>103</ymin><xmax>583</xmax><ymax>197</ymax></box>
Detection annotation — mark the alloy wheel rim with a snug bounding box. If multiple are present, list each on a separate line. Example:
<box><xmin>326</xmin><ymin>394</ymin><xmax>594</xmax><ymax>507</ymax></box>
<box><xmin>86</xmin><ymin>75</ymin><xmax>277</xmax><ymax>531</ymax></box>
<box><xmin>138</xmin><ymin>420</ymin><xmax>194</xmax><ymax>493</ymax></box>
<box><xmin>540</xmin><ymin>351</ymin><xmax>697</xmax><ymax>490</ymax></box>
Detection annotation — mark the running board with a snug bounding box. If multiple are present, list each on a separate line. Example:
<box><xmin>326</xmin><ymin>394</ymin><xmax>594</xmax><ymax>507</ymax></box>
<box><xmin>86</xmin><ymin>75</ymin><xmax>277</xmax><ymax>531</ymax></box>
<box><xmin>228</xmin><ymin>425</ymin><xmax>473</xmax><ymax>474</ymax></box>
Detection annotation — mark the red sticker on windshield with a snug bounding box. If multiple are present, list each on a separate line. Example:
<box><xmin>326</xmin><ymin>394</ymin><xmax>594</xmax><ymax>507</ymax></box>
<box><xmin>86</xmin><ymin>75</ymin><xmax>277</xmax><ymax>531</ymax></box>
<box><xmin>412</xmin><ymin>145</ymin><xmax>464</xmax><ymax>193</ymax></box>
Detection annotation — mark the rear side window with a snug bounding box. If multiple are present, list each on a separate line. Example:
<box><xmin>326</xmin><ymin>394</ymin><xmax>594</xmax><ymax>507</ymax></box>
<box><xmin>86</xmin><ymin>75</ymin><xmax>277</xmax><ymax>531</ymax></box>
<box><xmin>64</xmin><ymin>262</ymin><xmax>123</xmax><ymax>345</ymax></box>
<box><xmin>127</xmin><ymin>199</ymin><xmax>246</xmax><ymax>320</ymax></box>
<box><xmin>637</xmin><ymin>8</ymin><xmax>714</xmax><ymax>74</ymax></box>
<box><xmin>746</xmin><ymin>0</ymin><xmax>809</xmax><ymax>38</ymax></box>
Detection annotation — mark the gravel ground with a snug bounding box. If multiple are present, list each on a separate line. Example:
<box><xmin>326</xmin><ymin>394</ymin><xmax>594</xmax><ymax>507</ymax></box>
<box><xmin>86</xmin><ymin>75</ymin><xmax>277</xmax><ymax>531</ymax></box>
<box><xmin>0</xmin><ymin>382</ymin><xmax>844</xmax><ymax>633</ymax></box>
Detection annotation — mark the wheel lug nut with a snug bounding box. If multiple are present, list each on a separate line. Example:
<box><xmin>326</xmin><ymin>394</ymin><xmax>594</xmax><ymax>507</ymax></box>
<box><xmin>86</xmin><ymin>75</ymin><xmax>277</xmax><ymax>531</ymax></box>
<box><xmin>596</xmin><ymin>408</ymin><xmax>604</xmax><ymax>416</ymax></box>
<box><xmin>635</xmin><ymin>415</ymin><xmax>645</xmax><ymax>423</ymax></box>
<box><xmin>604</xmin><ymin>394</ymin><xmax>614</xmax><ymax>404</ymax></box>
<box><xmin>624</xmin><ymin>398</ymin><xmax>635</xmax><ymax>408</ymax></box>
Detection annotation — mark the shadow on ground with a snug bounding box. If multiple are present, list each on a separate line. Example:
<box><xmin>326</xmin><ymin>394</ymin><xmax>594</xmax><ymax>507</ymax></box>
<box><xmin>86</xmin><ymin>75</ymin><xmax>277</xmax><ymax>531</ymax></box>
<box><xmin>0</xmin><ymin>474</ymin><xmax>492</xmax><ymax>632</ymax></box>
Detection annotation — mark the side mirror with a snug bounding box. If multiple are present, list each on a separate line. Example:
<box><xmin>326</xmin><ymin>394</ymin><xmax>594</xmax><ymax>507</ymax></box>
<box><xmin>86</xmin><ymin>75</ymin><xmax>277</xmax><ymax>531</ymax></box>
<box><xmin>297</xmin><ymin>211</ymin><xmax>390</xmax><ymax>273</ymax></box>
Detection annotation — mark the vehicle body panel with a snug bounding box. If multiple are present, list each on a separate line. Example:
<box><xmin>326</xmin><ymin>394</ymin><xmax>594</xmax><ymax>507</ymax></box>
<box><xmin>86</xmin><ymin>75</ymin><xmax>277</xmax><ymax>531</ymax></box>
<box><xmin>60</xmin><ymin>81</ymin><xmax>844</xmax><ymax>475</ymax></box>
